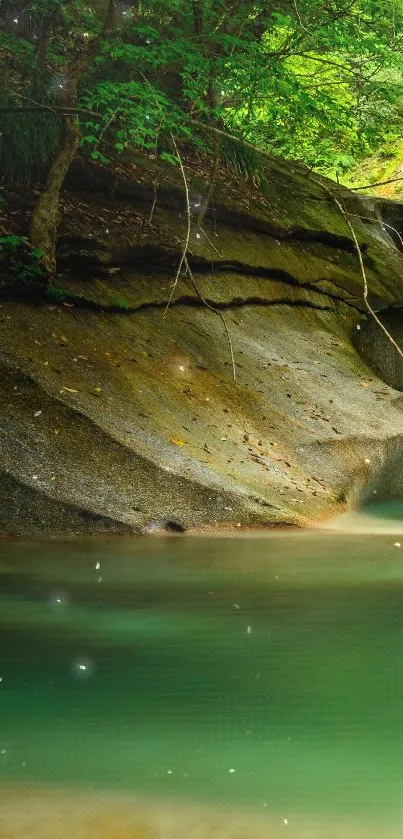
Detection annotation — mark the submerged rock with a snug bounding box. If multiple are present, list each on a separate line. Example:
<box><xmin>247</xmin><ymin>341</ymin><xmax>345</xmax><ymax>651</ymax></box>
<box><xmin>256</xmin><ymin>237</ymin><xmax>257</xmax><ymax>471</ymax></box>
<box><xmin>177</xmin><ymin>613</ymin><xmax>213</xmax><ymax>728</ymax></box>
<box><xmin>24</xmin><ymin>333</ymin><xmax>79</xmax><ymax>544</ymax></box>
<box><xmin>141</xmin><ymin>519</ymin><xmax>186</xmax><ymax>535</ymax></box>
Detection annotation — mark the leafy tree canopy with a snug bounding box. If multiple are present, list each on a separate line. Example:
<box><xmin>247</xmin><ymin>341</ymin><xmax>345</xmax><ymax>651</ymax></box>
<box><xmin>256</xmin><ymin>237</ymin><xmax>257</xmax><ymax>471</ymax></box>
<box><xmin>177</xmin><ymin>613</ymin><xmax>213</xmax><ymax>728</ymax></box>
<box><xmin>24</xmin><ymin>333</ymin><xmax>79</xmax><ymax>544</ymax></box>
<box><xmin>1</xmin><ymin>0</ymin><xmax>403</xmax><ymax>266</ymax></box>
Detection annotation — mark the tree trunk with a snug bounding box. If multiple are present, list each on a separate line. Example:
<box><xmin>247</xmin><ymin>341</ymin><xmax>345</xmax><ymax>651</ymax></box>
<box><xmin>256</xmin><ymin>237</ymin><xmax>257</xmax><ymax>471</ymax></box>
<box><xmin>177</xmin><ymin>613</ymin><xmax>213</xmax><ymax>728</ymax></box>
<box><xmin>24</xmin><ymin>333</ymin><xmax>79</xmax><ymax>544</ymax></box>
<box><xmin>28</xmin><ymin>0</ymin><xmax>117</xmax><ymax>274</ymax></box>
<box><xmin>29</xmin><ymin>114</ymin><xmax>79</xmax><ymax>273</ymax></box>
<box><xmin>192</xmin><ymin>0</ymin><xmax>203</xmax><ymax>37</ymax></box>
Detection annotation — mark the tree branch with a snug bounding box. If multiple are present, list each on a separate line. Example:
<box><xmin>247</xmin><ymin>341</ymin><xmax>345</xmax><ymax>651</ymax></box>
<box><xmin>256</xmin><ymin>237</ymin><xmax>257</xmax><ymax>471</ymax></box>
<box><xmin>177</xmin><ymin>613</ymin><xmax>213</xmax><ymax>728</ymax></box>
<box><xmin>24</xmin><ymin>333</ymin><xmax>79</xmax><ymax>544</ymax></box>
<box><xmin>0</xmin><ymin>105</ymin><xmax>102</xmax><ymax>118</ymax></box>
<box><xmin>163</xmin><ymin>133</ymin><xmax>191</xmax><ymax>316</ymax></box>
<box><xmin>333</xmin><ymin>190</ymin><xmax>403</xmax><ymax>362</ymax></box>
<box><xmin>351</xmin><ymin>176</ymin><xmax>403</xmax><ymax>191</ymax></box>
<box><xmin>347</xmin><ymin>214</ymin><xmax>403</xmax><ymax>248</ymax></box>
<box><xmin>165</xmin><ymin>134</ymin><xmax>236</xmax><ymax>381</ymax></box>
<box><xmin>33</xmin><ymin>0</ymin><xmax>76</xmax><ymax>96</ymax></box>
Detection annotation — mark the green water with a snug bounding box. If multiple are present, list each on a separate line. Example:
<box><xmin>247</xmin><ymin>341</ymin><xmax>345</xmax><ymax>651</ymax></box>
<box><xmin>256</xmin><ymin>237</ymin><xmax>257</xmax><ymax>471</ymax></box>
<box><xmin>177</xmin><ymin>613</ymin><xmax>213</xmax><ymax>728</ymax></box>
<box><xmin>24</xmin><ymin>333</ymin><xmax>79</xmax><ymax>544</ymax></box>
<box><xmin>2</xmin><ymin>528</ymin><xmax>403</xmax><ymax>826</ymax></box>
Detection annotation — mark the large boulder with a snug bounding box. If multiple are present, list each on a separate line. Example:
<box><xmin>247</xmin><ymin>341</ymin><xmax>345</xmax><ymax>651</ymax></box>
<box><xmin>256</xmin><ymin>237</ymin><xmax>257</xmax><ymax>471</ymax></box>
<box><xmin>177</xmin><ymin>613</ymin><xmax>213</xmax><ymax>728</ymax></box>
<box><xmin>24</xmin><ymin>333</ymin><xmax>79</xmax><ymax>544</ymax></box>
<box><xmin>1</xmin><ymin>154</ymin><xmax>403</xmax><ymax>535</ymax></box>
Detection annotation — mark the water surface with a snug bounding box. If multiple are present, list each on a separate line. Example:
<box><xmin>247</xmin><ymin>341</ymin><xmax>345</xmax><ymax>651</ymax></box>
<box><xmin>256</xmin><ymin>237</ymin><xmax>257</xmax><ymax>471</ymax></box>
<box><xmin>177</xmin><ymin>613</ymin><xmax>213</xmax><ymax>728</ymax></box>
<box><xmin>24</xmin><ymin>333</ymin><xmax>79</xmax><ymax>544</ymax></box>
<box><xmin>1</xmin><ymin>526</ymin><xmax>403</xmax><ymax>836</ymax></box>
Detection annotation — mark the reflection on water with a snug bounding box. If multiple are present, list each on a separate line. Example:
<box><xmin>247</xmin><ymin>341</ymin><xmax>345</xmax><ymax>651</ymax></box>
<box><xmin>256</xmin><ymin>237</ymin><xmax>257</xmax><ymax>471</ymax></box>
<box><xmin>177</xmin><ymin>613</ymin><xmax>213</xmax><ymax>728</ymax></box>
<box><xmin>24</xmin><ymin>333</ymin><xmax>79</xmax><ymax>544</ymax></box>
<box><xmin>2</xmin><ymin>526</ymin><xmax>403</xmax><ymax>836</ymax></box>
<box><xmin>324</xmin><ymin>499</ymin><xmax>403</xmax><ymax>534</ymax></box>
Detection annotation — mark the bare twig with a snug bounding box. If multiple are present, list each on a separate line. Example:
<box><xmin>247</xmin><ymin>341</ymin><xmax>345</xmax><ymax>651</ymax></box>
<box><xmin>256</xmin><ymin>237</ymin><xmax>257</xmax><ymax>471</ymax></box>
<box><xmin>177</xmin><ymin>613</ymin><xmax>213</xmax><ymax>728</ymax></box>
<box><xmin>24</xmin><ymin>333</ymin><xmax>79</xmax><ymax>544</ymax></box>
<box><xmin>3</xmin><ymin>102</ymin><xmax>295</xmax><ymax>176</ymax></box>
<box><xmin>148</xmin><ymin>177</ymin><xmax>158</xmax><ymax>224</ymax></box>
<box><xmin>12</xmin><ymin>98</ymin><xmax>403</xmax><ymax>203</ymax></box>
<box><xmin>140</xmin><ymin>69</ymin><xmax>222</xmax><ymax>259</ymax></box>
<box><xmin>163</xmin><ymin>134</ymin><xmax>191</xmax><ymax>316</ymax></box>
<box><xmin>293</xmin><ymin>0</ymin><xmax>311</xmax><ymax>34</ymax></box>
<box><xmin>93</xmin><ymin>106</ymin><xmax>121</xmax><ymax>151</ymax></box>
<box><xmin>347</xmin><ymin>213</ymin><xmax>403</xmax><ymax>249</ymax></box>
<box><xmin>4</xmin><ymin>100</ymin><xmax>101</xmax><ymax>118</ymax></box>
<box><xmin>199</xmin><ymin>227</ymin><xmax>223</xmax><ymax>259</ymax></box>
<box><xmin>351</xmin><ymin>176</ymin><xmax>403</xmax><ymax>191</ymax></box>
<box><xmin>198</xmin><ymin>140</ymin><xmax>220</xmax><ymax>230</ymax></box>
<box><xmin>196</xmin><ymin>138</ymin><xmax>223</xmax><ymax>259</ymax></box>
<box><xmin>188</xmin><ymin>117</ymin><xmax>278</xmax><ymax>165</ymax></box>
<box><xmin>165</xmin><ymin>134</ymin><xmax>236</xmax><ymax>380</ymax></box>
<box><xmin>293</xmin><ymin>53</ymin><xmax>374</xmax><ymax>79</ymax></box>
<box><xmin>334</xmin><ymin>191</ymin><xmax>403</xmax><ymax>362</ymax></box>
<box><xmin>184</xmin><ymin>255</ymin><xmax>236</xmax><ymax>381</ymax></box>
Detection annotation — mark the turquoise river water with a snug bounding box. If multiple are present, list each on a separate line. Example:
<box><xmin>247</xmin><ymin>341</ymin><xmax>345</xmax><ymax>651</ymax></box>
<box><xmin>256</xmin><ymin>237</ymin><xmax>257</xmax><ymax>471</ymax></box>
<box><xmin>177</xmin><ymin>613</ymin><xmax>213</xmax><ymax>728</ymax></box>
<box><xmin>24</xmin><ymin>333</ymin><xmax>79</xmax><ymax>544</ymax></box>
<box><xmin>2</xmin><ymin>509</ymin><xmax>403</xmax><ymax>838</ymax></box>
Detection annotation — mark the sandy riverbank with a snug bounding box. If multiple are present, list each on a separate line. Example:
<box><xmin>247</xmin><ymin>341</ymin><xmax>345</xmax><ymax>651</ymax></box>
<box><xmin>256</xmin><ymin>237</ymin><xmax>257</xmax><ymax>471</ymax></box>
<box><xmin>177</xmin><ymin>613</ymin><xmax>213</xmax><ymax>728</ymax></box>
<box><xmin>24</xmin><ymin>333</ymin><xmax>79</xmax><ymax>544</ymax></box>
<box><xmin>0</xmin><ymin>785</ymin><xmax>401</xmax><ymax>839</ymax></box>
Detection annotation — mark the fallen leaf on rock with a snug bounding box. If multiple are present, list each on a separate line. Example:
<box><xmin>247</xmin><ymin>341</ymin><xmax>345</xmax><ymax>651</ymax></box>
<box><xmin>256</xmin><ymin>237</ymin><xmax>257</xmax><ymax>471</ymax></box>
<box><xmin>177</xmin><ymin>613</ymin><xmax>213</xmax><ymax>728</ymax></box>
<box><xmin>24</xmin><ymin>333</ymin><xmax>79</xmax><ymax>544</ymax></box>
<box><xmin>170</xmin><ymin>436</ymin><xmax>185</xmax><ymax>447</ymax></box>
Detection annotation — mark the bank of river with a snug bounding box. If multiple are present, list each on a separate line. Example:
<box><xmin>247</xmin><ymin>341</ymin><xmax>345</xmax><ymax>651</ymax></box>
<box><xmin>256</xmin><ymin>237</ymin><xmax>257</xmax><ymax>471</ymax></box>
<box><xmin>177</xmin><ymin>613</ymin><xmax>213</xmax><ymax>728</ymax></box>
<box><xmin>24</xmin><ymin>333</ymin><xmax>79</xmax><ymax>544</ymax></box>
<box><xmin>2</xmin><ymin>520</ymin><xmax>403</xmax><ymax>837</ymax></box>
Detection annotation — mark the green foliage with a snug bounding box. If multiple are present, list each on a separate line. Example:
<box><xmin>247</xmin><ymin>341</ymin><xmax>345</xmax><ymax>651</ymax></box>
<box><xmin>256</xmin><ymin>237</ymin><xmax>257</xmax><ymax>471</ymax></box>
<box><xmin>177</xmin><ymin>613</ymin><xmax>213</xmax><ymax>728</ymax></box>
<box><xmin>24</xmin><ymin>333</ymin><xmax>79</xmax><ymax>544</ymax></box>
<box><xmin>2</xmin><ymin>0</ymin><xmax>403</xmax><ymax>184</ymax></box>
<box><xmin>219</xmin><ymin>137</ymin><xmax>265</xmax><ymax>180</ymax></box>
<box><xmin>46</xmin><ymin>284</ymin><xmax>68</xmax><ymax>300</ymax></box>
<box><xmin>0</xmin><ymin>110</ymin><xmax>60</xmax><ymax>184</ymax></box>
<box><xmin>0</xmin><ymin>235</ymin><xmax>44</xmax><ymax>283</ymax></box>
<box><xmin>160</xmin><ymin>152</ymin><xmax>179</xmax><ymax>166</ymax></box>
<box><xmin>80</xmin><ymin>78</ymin><xmax>192</xmax><ymax>159</ymax></box>
<box><xmin>343</xmin><ymin>136</ymin><xmax>403</xmax><ymax>195</ymax></box>
<box><xmin>109</xmin><ymin>293</ymin><xmax>129</xmax><ymax>310</ymax></box>
<box><xmin>222</xmin><ymin>2</ymin><xmax>403</xmax><ymax>175</ymax></box>
<box><xmin>0</xmin><ymin>235</ymin><xmax>23</xmax><ymax>248</ymax></box>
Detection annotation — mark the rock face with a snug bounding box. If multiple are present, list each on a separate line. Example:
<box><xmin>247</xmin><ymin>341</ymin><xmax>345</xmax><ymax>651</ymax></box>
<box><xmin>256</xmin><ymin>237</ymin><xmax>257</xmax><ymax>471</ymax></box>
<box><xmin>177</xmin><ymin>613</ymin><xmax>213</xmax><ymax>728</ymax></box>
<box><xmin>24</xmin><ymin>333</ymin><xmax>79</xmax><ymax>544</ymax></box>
<box><xmin>2</xmin><ymin>155</ymin><xmax>403</xmax><ymax>536</ymax></box>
